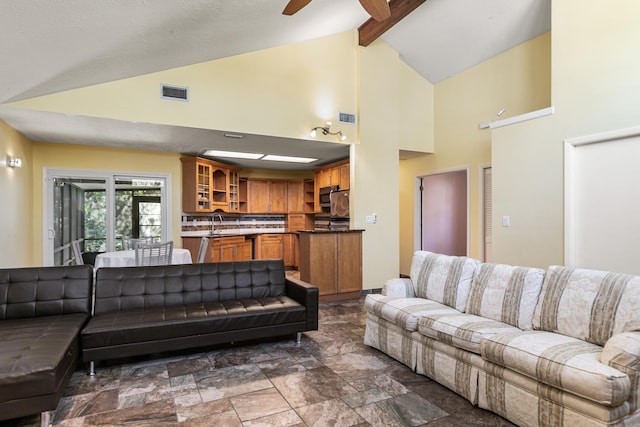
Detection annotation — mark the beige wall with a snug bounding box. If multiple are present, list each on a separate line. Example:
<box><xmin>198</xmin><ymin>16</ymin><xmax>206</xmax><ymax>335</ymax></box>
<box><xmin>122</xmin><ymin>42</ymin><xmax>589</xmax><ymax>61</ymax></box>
<box><xmin>399</xmin><ymin>33</ymin><xmax>551</xmax><ymax>274</ymax></box>
<box><xmin>0</xmin><ymin>120</ymin><xmax>33</xmax><ymax>267</ymax></box>
<box><xmin>491</xmin><ymin>1</ymin><xmax>640</xmax><ymax>269</ymax></box>
<box><xmin>10</xmin><ymin>31</ymin><xmax>360</xmax><ymax>143</ymax></box>
<box><xmin>31</xmin><ymin>143</ymin><xmax>182</xmax><ymax>265</ymax></box>
<box><xmin>356</xmin><ymin>41</ymin><xmax>401</xmax><ymax>287</ymax></box>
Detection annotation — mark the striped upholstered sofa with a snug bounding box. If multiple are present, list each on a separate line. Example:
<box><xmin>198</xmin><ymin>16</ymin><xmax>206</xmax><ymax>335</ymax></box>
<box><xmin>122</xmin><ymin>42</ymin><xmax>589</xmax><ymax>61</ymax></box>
<box><xmin>364</xmin><ymin>251</ymin><xmax>640</xmax><ymax>427</ymax></box>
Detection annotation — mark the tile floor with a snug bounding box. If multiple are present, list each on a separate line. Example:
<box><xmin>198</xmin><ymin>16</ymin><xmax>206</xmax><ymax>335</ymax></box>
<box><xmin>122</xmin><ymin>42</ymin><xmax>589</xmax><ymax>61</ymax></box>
<box><xmin>2</xmin><ymin>298</ymin><xmax>514</xmax><ymax>427</ymax></box>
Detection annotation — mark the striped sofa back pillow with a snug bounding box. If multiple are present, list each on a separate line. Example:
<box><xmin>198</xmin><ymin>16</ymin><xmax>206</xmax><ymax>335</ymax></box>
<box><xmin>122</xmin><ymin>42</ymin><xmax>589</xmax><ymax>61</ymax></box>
<box><xmin>533</xmin><ymin>266</ymin><xmax>640</xmax><ymax>346</ymax></box>
<box><xmin>409</xmin><ymin>251</ymin><xmax>480</xmax><ymax>312</ymax></box>
<box><xmin>465</xmin><ymin>263</ymin><xmax>545</xmax><ymax>330</ymax></box>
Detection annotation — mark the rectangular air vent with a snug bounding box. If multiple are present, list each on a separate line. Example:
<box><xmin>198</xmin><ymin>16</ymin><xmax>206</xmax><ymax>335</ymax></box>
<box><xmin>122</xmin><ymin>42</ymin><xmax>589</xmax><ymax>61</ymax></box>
<box><xmin>161</xmin><ymin>84</ymin><xmax>189</xmax><ymax>101</ymax></box>
<box><xmin>339</xmin><ymin>112</ymin><xmax>357</xmax><ymax>125</ymax></box>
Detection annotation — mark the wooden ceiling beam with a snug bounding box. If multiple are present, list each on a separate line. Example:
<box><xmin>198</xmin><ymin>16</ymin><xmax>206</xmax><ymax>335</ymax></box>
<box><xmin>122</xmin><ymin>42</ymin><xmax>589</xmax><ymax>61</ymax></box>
<box><xmin>358</xmin><ymin>0</ymin><xmax>427</xmax><ymax>47</ymax></box>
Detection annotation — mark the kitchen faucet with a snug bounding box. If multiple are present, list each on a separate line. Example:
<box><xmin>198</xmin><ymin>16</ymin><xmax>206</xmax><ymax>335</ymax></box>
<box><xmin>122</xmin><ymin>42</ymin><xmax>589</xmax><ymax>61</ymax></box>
<box><xmin>211</xmin><ymin>213</ymin><xmax>224</xmax><ymax>234</ymax></box>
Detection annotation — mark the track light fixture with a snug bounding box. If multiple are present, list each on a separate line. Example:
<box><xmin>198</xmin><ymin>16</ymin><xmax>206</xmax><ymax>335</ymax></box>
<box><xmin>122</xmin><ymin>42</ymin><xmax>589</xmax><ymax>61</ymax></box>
<box><xmin>310</xmin><ymin>121</ymin><xmax>346</xmax><ymax>141</ymax></box>
<box><xmin>6</xmin><ymin>155</ymin><xmax>22</xmax><ymax>168</ymax></box>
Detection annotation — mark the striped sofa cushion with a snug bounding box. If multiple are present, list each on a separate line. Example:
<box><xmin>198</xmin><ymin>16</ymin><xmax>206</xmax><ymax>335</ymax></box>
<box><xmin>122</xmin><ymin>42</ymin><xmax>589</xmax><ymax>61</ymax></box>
<box><xmin>481</xmin><ymin>330</ymin><xmax>630</xmax><ymax>406</ymax></box>
<box><xmin>533</xmin><ymin>266</ymin><xmax>640</xmax><ymax>346</ymax></box>
<box><xmin>417</xmin><ymin>312</ymin><xmax>522</xmax><ymax>354</ymax></box>
<box><xmin>409</xmin><ymin>251</ymin><xmax>480</xmax><ymax>312</ymax></box>
<box><xmin>465</xmin><ymin>263</ymin><xmax>545</xmax><ymax>330</ymax></box>
<box><xmin>365</xmin><ymin>294</ymin><xmax>459</xmax><ymax>331</ymax></box>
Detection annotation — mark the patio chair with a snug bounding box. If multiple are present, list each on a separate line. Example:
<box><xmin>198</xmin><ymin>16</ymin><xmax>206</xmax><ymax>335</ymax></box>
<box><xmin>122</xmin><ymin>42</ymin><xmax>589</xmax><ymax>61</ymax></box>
<box><xmin>197</xmin><ymin>236</ymin><xmax>209</xmax><ymax>263</ymax></box>
<box><xmin>135</xmin><ymin>240</ymin><xmax>173</xmax><ymax>266</ymax></box>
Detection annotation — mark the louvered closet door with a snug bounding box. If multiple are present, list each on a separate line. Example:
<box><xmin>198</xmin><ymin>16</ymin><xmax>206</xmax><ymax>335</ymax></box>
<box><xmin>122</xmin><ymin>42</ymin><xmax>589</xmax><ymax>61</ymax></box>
<box><xmin>483</xmin><ymin>166</ymin><xmax>493</xmax><ymax>262</ymax></box>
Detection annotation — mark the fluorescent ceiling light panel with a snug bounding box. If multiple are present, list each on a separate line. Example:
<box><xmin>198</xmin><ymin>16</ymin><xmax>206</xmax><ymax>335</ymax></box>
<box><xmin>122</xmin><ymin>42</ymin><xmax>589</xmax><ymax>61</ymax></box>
<box><xmin>262</xmin><ymin>155</ymin><xmax>317</xmax><ymax>163</ymax></box>
<box><xmin>204</xmin><ymin>150</ymin><xmax>264</xmax><ymax>159</ymax></box>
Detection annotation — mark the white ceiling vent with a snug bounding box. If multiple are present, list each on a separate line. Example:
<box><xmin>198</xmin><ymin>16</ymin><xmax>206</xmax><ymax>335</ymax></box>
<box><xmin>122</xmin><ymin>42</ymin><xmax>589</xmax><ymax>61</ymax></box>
<box><xmin>161</xmin><ymin>84</ymin><xmax>189</xmax><ymax>101</ymax></box>
<box><xmin>339</xmin><ymin>112</ymin><xmax>356</xmax><ymax>125</ymax></box>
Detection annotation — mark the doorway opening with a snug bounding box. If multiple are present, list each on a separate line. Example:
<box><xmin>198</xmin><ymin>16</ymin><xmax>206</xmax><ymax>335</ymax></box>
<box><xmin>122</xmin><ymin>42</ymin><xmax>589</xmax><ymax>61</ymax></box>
<box><xmin>418</xmin><ymin>168</ymin><xmax>469</xmax><ymax>256</ymax></box>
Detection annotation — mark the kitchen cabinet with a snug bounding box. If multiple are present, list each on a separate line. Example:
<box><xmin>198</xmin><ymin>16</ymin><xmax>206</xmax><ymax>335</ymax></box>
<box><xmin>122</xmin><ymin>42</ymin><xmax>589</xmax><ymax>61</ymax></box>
<box><xmin>229</xmin><ymin>171</ymin><xmax>241</xmax><ymax>212</ymax></box>
<box><xmin>247</xmin><ymin>179</ymin><xmax>288</xmax><ymax>213</ymax></box>
<box><xmin>338</xmin><ymin>163</ymin><xmax>350</xmax><ymax>190</ymax></box>
<box><xmin>287</xmin><ymin>179</ymin><xmax>315</xmax><ymax>215</ymax></box>
<box><xmin>181</xmin><ymin>157</ymin><xmax>234</xmax><ymax>213</ymax></box>
<box><xmin>254</xmin><ymin>234</ymin><xmax>284</xmax><ymax>260</ymax></box>
<box><xmin>313</xmin><ymin>160</ymin><xmax>349</xmax><ymax>212</ymax></box>
<box><xmin>210</xmin><ymin>236</ymin><xmax>251</xmax><ymax>262</ymax></box>
<box><xmin>298</xmin><ymin>230</ymin><xmax>362</xmax><ymax>301</ymax></box>
<box><xmin>182</xmin><ymin>236</ymin><xmax>251</xmax><ymax>263</ymax></box>
<box><xmin>303</xmin><ymin>179</ymin><xmax>315</xmax><ymax>213</ymax></box>
<box><xmin>283</xmin><ymin>233</ymin><xmax>298</xmax><ymax>268</ymax></box>
<box><xmin>270</xmin><ymin>181</ymin><xmax>288</xmax><ymax>213</ymax></box>
<box><xmin>286</xmin><ymin>213</ymin><xmax>314</xmax><ymax>232</ymax></box>
<box><xmin>287</xmin><ymin>180</ymin><xmax>304</xmax><ymax>213</ymax></box>
<box><xmin>316</xmin><ymin>168</ymin><xmax>340</xmax><ymax>188</ymax></box>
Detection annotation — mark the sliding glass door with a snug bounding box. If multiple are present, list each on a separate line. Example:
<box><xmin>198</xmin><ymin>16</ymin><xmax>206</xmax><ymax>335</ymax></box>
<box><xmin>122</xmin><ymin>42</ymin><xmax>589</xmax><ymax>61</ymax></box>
<box><xmin>44</xmin><ymin>169</ymin><xmax>171</xmax><ymax>266</ymax></box>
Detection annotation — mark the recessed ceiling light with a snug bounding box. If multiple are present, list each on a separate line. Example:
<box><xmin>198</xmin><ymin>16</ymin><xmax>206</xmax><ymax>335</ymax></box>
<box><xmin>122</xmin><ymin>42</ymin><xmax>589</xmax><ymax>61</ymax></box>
<box><xmin>204</xmin><ymin>150</ymin><xmax>264</xmax><ymax>160</ymax></box>
<box><xmin>261</xmin><ymin>155</ymin><xmax>317</xmax><ymax>163</ymax></box>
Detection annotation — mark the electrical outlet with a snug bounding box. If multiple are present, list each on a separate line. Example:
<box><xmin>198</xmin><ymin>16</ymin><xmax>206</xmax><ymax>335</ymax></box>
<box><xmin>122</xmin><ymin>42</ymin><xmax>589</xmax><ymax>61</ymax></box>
<box><xmin>502</xmin><ymin>216</ymin><xmax>510</xmax><ymax>227</ymax></box>
<box><xmin>365</xmin><ymin>214</ymin><xmax>377</xmax><ymax>224</ymax></box>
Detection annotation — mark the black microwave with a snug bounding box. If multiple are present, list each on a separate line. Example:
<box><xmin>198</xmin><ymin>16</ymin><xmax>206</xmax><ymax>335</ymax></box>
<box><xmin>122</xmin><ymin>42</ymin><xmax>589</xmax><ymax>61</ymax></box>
<box><xmin>319</xmin><ymin>185</ymin><xmax>339</xmax><ymax>207</ymax></box>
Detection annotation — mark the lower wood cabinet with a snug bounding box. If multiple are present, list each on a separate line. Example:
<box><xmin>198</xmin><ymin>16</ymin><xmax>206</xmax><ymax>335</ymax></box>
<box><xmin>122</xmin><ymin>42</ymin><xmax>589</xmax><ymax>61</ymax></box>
<box><xmin>283</xmin><ymin>233</ymin><xmax>298</xmax><ymax>268</ymax></box>
<box><xmin>182</xmin><ymin>236</ymin><xmax>251</xmax><ymax>263</ymax></box>
<box><xmin>254</xmin><ymin>234</ymin><xmax>284</xmax><ymax>260</ymax></box>
<box><xmin>211</xmin><ymin>236</ymin><xmax>252</xmax><ymax>262</ymax></box>
<box><xmin>298</xmin><ymin>231</ymin><xmax>362</xmax><ymax>301</ymax></box>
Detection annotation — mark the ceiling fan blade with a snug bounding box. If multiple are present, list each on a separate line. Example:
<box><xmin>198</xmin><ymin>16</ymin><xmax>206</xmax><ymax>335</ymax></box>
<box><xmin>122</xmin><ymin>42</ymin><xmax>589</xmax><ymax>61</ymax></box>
<box><xmin>283</xmin><ymin>0</ymin><xmax>312</xmax><ymax>15</ymax></box>
<box><xmin>359</xmin><ymin>0</ymin><xmax>391</xmax><ymax>21</ymax></box>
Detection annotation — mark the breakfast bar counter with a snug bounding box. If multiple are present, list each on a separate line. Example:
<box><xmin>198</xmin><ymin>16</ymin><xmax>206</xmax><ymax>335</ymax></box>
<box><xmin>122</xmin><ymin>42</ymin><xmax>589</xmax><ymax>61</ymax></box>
<box><xmin>297</xmin><ymin>230</ymin><xmax>363</xmax><ymax>301</ymax></box>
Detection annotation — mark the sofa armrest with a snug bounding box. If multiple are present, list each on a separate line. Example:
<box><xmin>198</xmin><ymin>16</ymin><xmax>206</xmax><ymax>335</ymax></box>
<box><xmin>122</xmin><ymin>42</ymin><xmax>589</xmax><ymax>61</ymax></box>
<box><xmin>286</xmin><ymin>276</ymin><xmax>319</xmax><ymax>331</ymax></box>
<box><xmin>601</xmin><ymin>332</ymin><xmax>640</xmax><ymax>410</ymax></box>
<box><xmin>602</xmin><ymin>331</ymin><xmax>640</xmax><ymax>373</ymax></box>
<box><xmin>383</xmin><ymin>278</ymin><xmax>415</xmax><ymax>298</ymax></box>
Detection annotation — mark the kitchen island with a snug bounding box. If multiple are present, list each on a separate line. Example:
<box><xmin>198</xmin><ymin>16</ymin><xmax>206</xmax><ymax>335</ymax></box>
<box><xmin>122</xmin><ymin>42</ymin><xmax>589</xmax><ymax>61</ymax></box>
<box><xmin>298</xmin><ymin>229</ymin><xmax>363</xmax><ymax>301</ymax></box>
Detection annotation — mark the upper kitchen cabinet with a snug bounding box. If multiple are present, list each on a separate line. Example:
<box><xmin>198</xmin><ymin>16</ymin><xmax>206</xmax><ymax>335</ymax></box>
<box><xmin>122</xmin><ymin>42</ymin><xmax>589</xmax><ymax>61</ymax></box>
<box><xmin>247</xmin><ymin>179</ymin><xmax>288</xmax><ymax>214</ymax></box>
<box><xmin>287</xmin><ymin>178</ymin><xmax>316</xmax><ymax>214</ymax></box>
<box><xmin>287</xmin><ymin>180</ymin><xmax>304</xmax><ymax>213</ymax></box>
<box><xmin>181</xmin><ymin>157</ymin><xmax>235</xmax><ymax>213</ymax></box>
<box><xmin>229</xmin><ymin>172</ymin><xmax>248</xmax><ymax>213</ymax></box>
<box><xmin>338</xmin><ymin>163</ymin><xmax>349</xmax><ymax>190</ymax></box>
<box><xmin>314</xmin><ymin>159</ymin><xmax>349</xmax><ymax>190</ymax></box>
<box><xmin>313</xmin><ymin>159</ymin><xmax>349</xmax><ymax>211</ymax></box>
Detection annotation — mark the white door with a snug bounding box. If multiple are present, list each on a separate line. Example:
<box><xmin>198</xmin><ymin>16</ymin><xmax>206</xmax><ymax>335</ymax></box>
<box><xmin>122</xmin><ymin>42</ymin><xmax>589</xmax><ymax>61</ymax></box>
<box><xmin>566</xmin><ymin>131</ymin><xmax>640</xmax><ymax>274</ymax></box>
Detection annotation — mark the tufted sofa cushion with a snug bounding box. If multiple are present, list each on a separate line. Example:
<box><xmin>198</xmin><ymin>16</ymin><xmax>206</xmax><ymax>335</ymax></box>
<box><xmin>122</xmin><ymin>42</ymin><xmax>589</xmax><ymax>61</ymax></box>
<box><xmin>0</xmin><ymin>265</ymin><xmax>93</xmax><ymax>319</ymax></box>
<box><xmin>533</xmin><ymin>266</ymin><xmax>640</xmax><ymax>346</ymax></box>
<box><xmin>465</xmin><ymin>263</ymin><xmax>545</xmax><ymax>330</ymax></box>
<box><xmin>0</xmin><ymin>314</ymin><xmax>86</xmax><ymax>402</ymax></box>
<box><xmin>93</xmin><ymin>260</ymin><xmax>287</xmax><ymax>314</ymax></box>
<box><xmin>409</xmin><ymin>251</ymin><xmax>480</xmax><ymax>312</ymax></box>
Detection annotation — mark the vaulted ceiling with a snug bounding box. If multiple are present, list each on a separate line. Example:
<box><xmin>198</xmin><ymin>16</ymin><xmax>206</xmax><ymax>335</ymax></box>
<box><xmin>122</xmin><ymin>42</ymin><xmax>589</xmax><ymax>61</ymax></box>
<box><xmin>0</xmin><ymin>0</ymin><xmax>550</xmax><ymax>170</ymax></box>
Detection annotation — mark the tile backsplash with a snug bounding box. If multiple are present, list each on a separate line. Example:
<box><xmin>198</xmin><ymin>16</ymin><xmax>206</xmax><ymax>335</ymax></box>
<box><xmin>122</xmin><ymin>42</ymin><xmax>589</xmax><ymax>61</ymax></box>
<box><xmin>181</xmin><ymin>213</ymin><xmax>285</xmax><ymax>236</ymax></box>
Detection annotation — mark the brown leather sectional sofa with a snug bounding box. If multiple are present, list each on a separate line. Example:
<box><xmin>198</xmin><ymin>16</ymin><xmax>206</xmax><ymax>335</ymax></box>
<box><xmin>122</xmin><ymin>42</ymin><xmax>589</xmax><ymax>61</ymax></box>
<box><xmin>1</xmin><ymin>259</ymin><xmax>318</xmax><ymax>425</ymax></box>
<box><xmin>0</xmin><ymin>265</ymin><xmax>93</xmax><ymax>427</ymax></box>
<box><xmin>82</xmin><ymin>259</ymin><xmax>318</xmax><ymax>373</ymax></box>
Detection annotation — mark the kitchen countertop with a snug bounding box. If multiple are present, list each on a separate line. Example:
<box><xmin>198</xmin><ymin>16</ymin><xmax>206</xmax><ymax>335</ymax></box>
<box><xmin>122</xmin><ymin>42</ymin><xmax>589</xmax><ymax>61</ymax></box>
<box><xmin>182</xmin><ymin>228</ymin><xmax>286</xmax><ymax>238</ymax></box>
<box><xmin>182</xmin><ymin>228</ymin><xmax>364</xmax><ymax>238</ymax></box>
<box><xmin>297</xmin><ymin>229</ymin><xmax>364</xmax><ymax>233</ymax></box>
